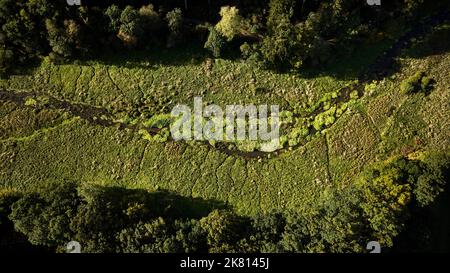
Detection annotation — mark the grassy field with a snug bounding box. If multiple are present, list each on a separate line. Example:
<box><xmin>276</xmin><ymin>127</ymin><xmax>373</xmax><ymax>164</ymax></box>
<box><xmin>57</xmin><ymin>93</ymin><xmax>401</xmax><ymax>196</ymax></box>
<box><xmin>0</xmin><ymin>23</ymin><xmax>449</xmax><ymax>216</ymax></box>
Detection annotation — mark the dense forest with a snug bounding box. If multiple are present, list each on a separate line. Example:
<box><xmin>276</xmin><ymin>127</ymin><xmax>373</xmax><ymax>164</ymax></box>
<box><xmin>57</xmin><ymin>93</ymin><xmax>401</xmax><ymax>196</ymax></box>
<box><xmin>2</xmin><ymin>0</ymin><xmax>448</xmax><ymax>76</ymax></box>
<box><xmin>1</xmin><ymin>0</ymin><xmax>450</xmax><ymax>253</ymax></box>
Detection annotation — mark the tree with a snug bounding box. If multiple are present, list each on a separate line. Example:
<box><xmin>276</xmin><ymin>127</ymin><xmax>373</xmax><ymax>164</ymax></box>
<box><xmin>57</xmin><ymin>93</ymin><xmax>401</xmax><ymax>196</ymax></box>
<box><xmin>266</xmin><ymin>0</ymin><xmax>296</xmax><ymax>29</ymax></box>
<box><xmin>139</xmin><ymin>4</ymin><xmax>163</xmax><ymax>33</ymax></box>
<box><xmin>0</xmin><ymin>189</ymin><xmax>21</xmax><ymax>226</ymax></box>
<box><xmin>171</xmin><ymin>219</ymin><xmax>207</xmax><ymax>253</ymax></box>
<box><xmin>118</xmin><ymin>6</ymin><xmax>142</xmax><ymax>47</ymax></box>
<box><xmin>165</xmin><ymin>8</ymin><xmax>183</xmax><ymax>48</ymax></box>
<box><xmin>259</xmin><ymin>17</ymin><xmax>295</xmax><ymax>68</ymax></box>
<box><xmin>404</xmin><ymin>0</ymin><xmax>425</xmax><ymax>15</ymax></box>
<box><xmin>204</xmin><ymin>27</ymin><xmax>225</xmax><ymax>58</ymax></box>
<box><xmin>104</xmin><ymin>4</ymin><xmax>122</xmax><ymax>33</ymax></box>
<box><xmin>215</xmin><ymin>6</ymin><xmax>243</xmax><ymax>41</ymax></box>
<box><xmin>249</xmin><ymin>211</ymin><xmax>285</xmax><ymax>252</ymax></box>
<box><xmin>70</xmin><ymin>184</ymin><xmax>149</xmax><ymax>252</ymax></box>
<box><xmin>413</xmin><ymin>151</ymin><xmax>449</xmax><ymax>207</ymax></box>
<box><xmin>45</xmin><ymin>19</ymin><xmax>82</xmax><ymax>60</ymax></box>
<box><xmin>166</xmin><ymin>8</ymin><xmax>183</xmax><ymax>34</ymax></box>
<box><xmin>117</xmin><ymin>218</ymin><xmax>172</xmax><ymax>253</ymax></box>
<box><xmin>200</xmin><ymin>210</ymin><xmax>249</xmax><ymax>252</ymax></box>
<box><xmin>357</xmin><ymin>157</ymin><xmax>413</xmax><ymax>247</ymax></box>
<box><xmin>9</xmin><ymin>182</ymin><xmax>79</xmax><ymax>248</ymax></box>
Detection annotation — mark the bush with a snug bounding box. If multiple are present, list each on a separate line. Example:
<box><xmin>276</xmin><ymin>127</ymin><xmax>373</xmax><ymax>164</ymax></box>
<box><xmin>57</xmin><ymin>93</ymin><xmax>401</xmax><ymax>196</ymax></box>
<box><xmin>0</xmin><ymin>189</ymin><xmax>21</xmax><ymax>226</ymax></box>
<box><xmin>400</xmin><ymin>71</ymin><xmax>434</xmax><ymax>94</ymax></box>
<box><xmin>239</xmin><ymin>42</ymin><xmax>252</xmax><ymax>58</ymax></box>
<box><xmin>139</xmin><ymin>4</ymin><xmax>163</xmax><ymax>34</ymax></box>
<box><xmin>357</xmin><ymin>157</ymin><xmax>414</xmax><ymax>247</ymax></box>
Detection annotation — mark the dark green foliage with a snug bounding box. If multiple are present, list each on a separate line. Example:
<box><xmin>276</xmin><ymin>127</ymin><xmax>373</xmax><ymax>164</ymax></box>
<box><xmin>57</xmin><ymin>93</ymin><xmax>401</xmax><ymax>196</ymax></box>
<box><xmin>258</xmin><ymin>189</ymin><xmax>366</xmax><ymax>253</ymax></box>
<box><xmin>266</xmin><ymin>0</ymin><xmax>296</xmax><ymax>29</ymax></box>
<box><xmin>200</xmin><ymin>209</ymin><xmax>251</xmax><ymax>252</ymax></box>
<box><xmin>45</xmin><ymin>19</ymin><xmax>82</xmax><ymax>59</ymax></box>
<box><xmin>118</xmin><ymin>6</ymin><xmax>143</xmax><ymax>46</ymax></box>
<box><xmin>404</xmin><ymin>0</ymin><xmax>425</xmax><ymax>16</ymax></box>
<box><xmin>9</xmin><ymin>182</ymin><xmax>79</xmax><ymax>248</ymax></box>
<box><xmin>258</xmin><ymin>0</ymin><xmax>350</xmax><ymax>69</ymax></box>
<box><xmin>0</xmin><ymin>0</ymin><xmax>446</xmax><ymax>74</ymax></box>
<box><xmin>0</xmin><ymin>0</ymin><xmax>449</xmax><ymax>255</ymax></box>
<box><xmin>117</xmin><ymin>218</ymin><xmax>172</xmax><ymax>253</ymax></box>
<box><xmin>259</xmin><ymin>17</ymin><xmax>295</xmax><ymax>67</ymax></box>
<box><xmin>413</xmin><ymin>152</ymin><xmax>449</xmax><ymax>207</ymax></box>
<box><xmin>0</xmin><ymin>189</ymin><xmax>21</xmax><ymax>226</ymax></box>
<box><xmin>357</xmin><ymin>157</ymin><xmax>414</xmax><ymax>247</ymax></box>
<box><xmin>249</xmin><ymin>212</ymin><xmax>285</xmax><ymax>252</ymax></box>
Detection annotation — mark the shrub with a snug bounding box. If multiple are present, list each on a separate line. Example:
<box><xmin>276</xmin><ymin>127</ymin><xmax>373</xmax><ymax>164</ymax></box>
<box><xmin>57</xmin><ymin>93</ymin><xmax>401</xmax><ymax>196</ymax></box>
<box><xmin>357</xmin><ymin>158</ymin><xmax>413</xmax><ymax>247</ymax></box>
<box><xmin>259</xmin><ymin>17</ymin><xmax>296</xmax><ymax>68</ymax></box>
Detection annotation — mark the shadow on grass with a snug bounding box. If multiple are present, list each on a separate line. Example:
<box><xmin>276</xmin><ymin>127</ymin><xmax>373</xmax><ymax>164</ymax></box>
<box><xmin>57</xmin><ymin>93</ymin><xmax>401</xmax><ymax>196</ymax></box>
<box><xmin>89</xmin><ymin>38</ymin><xmax>243</xmax><ymax>69</ymax></box>
<box><xmin>84</xmin><ymin>185</ymin><xmax>229</xmax><ymax>220</ymax></box>
<box><xmin>298</xmin><ymin>38</ymin><xmax>397</xmax><ymax>81</ymax></box>
<box><xmin>297</xmin><ymin>14</ymin><xmax>450</xmax><ymax>82</ymax></box>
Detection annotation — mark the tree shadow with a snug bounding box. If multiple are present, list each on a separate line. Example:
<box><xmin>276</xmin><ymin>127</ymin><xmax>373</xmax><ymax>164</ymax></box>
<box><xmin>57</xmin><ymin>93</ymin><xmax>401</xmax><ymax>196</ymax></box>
<box><xmin>80</xmin><ymin>39</ymin><xmax>211</xmax><ymax>69</ymax></box>
<box><xmin>84</xmin><ymin>185</ymin><xmax>229</xmax><ymax>220</ymax></box>
<box><xmin>400</xmin><ymin>23</ymin><xmax>450</xmax><ymax>59</ymax></box>
<box><xmin>296</xmin><ymin>14</ymin><xmax>450</xmax><ymax>82</ymax></box>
